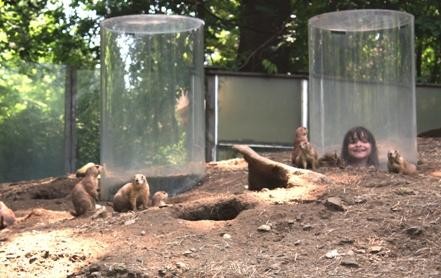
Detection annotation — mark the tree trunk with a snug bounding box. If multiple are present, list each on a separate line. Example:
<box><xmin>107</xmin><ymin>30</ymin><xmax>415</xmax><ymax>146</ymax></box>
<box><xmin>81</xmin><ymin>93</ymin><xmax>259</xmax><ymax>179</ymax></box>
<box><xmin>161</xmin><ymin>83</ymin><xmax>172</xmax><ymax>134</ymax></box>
<box><xmin>232</xmin><ymin>145</ymin><xmax>328</xmax><ymax>191</ymax></box>
<box><xmin>237</xmin><ymin>0</ymin><xmax>291</xmax><ymax>73</ymax></box>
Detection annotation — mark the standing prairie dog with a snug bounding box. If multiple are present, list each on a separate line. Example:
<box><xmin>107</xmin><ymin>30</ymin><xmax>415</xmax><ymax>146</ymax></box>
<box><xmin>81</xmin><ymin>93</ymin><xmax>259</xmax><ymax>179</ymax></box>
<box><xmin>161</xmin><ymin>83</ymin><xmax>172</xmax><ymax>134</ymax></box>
<box><xmin>291</xmin><ymin>126</ymin><xmax>309</xmax><ymax>165</ymax></box>
<box><xmin>151</xmin><ymin>191</ymin><xmax>169</xmax><ymax>207</ymax></box>
<box><xmin>71</xmin><ymin>164</ymin><xmax>102</xmax><ymax>217</ymax></box>
<box><xmin>294</xmin><ymin>141</ymin><xmax>319</xmax><ymax>170</ymax></box>
<box><xmin>76</xmin><ymin>162</ymin><xmax>97</xmax><ymax>177</ymax></box>
<box><xmin>0</xmin><ymin>201</ymin><xmax>16</xmax><ymax>229</ymax></box>
<box><xmin>113</xmin><ymin>174</ymin><xmax>150</xmax><ymax>212</ymax></box>
<box><xmin>387</xmin><ymin>150</ymin><xmax>417</xmax><ymax>175</ymax></box>
<box><xmin>294</xmin><ymin>126</ymin><xmax>308</xmax><ymax>144</ymax></box>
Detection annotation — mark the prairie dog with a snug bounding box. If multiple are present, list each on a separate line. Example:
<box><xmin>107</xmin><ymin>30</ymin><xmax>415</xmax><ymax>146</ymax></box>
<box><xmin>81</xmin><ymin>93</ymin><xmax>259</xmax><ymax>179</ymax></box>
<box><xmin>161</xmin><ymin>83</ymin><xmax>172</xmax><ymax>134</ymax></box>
<box><xmin>318</xmin><ymin>152</ymin><xmax>344</xmax><ymax>168</ymax></box>
<box><xmin>291</xmin><ymin>126</ymin><xmax>309</xmax><ymax>165</ymax></box>
<box><xmin>387</xmin><ymin>150</ymin><xmax>417</xmax><ymax>175</ymax></box>
<box><xmin>0</xmin><ymin>201</ymin><xmax>16</xmax><ymax>229</ymax></box>
<box><xmin>113</xmin><ymin>174</ymin><xmax>150</xmax><ymax>212</ymax></box>
<box><xmin>71</xmin><ymin>165</ymin><xmax>102</xmax><ymax>217</ymax></box>
<box><xmin>294</xmin><ymin>141</ymin><xmax>319</xmax><ymax>170</ymax></box>
<box><xmin>294</xmin><ymin>126</ymin><xmax>308</xmax><ymax>143</ymax></box>
<box><xmin>76</xmin><ymin>162</ymin><xmax>97</xmax><ymax>177</ymax></box>
<box><xmin>151</xmin><ymin>191</ymin><xmax>169</xmax><ymax>207</ymax></box>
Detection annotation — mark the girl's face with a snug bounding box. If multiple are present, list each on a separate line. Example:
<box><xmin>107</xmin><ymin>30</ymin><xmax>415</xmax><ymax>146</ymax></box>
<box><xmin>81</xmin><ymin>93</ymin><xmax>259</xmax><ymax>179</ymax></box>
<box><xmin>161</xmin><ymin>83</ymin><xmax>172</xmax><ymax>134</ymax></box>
<box><xmin>347</xmin><ymin>138</ymin><xmax>372</xmax><ymax>163</ymax></box>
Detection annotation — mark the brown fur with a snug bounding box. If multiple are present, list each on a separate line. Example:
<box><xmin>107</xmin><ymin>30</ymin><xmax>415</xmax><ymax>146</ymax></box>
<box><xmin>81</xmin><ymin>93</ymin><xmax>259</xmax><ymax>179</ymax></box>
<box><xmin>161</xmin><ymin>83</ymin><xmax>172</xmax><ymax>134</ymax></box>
<box><xmin>294</xmin><ymin>141</ymin><xmax>319</xmax><ymax>170</ymax></box>
<box><xmin>150</xmin><ymin>191</ymin><xmax>169</xmax><ymax>207</ymax></box>
<box><xmin>318</xmin><ymin>152</ymin><xmax>345</xmax><ymax>168</ymax></box>
<box><xmin>387</xmin><ymin>150</ymin><xmax>417</xmax><ymax>175</ymax></box>
<box><xmin>291</xmin><ymin>126</ymin><xmax>309</xmax><ymax>165</ymax></box>
<box><xmin>113</xmin><ymin>174</ymin><xmax>150</xmax><ymax>212</ymax></box>
<box><xmin>0</xmin><ymin>201</ymin><xmax>16</xmax><ymax>229</ymax></box>
<box><xmin>71</xmin><ymin>165</ymin><xmax>102</xmax><ymax>217</ymax></box>
<box><xmin>75</xmin><ymin>162</ymin><xmax>97</xmax><ymax>177</ymax></box>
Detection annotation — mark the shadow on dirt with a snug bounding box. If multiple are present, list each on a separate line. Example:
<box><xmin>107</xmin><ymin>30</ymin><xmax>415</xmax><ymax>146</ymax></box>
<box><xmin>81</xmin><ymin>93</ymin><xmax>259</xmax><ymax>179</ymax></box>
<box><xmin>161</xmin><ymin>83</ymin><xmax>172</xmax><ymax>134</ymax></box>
<box><xmin>175</xmin><ymin>197</ymin><xmax>256</xmax><ymax>221</ymax></box>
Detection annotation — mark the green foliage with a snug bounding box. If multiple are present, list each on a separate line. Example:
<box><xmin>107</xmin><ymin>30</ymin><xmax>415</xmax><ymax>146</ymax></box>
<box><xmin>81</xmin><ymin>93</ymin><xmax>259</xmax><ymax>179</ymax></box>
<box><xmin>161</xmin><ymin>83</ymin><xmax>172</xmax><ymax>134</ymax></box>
<box><xmin>202</xmin><ymin>0</ymin><xmax>240</xmax><ymax>69</ymax></box>
<box><xmin>301</xmin><ymin>0</ymin><xmax>441</xmax><ymax>83</ymax></box>
<box><xmin>0</xmin><ymin>62</ymin><xmax>65</xmax><ymax>182</ymax></box>
<box><xmin>0</xmin><ymin>0</ymin><xmax>439</xmax><ymax>82</ymax></box>
<box><xmin>0</xmin><ymin>0</ymin><xmax>98</xmax><ymax>67</ymax></box>
<box><xmin>153</xmin><ymin>131</ymin><xmax>187</xmax><ymax>165</ymax></box>
<box><xmin>101</xmin><ymin>27</ymin><xmax>199</xmax><ymax>168</ymax></box>
<box><xmin>262</xmin><ymin>59</ymin><xmax>278</xmax><ymax>74</ymax></box>
<box><xmin>75</xmin><ymin>68</ymin><xmax>101</xmax><ymax>167</ymax></box>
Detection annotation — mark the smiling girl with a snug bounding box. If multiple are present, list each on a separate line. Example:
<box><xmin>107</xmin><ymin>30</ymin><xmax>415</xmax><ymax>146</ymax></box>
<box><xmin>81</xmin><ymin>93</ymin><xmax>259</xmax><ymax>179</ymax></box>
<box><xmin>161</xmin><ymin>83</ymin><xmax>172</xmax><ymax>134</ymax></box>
<box><xmin>341</xmin><ymin>126</ymin><xmax>379</xmax><ymax>168</ymax></box>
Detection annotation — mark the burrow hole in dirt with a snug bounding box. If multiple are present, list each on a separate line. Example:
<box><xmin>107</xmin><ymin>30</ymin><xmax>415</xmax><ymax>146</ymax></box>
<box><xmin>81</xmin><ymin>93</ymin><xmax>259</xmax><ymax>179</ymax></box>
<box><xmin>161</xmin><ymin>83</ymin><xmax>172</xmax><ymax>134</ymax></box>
<box><xmin>31</xmin><ymin>188</ymin><xmax>69</xmax><ymax>200</ymax></box>
<box><xmin>177</xmin><ymin>198</ymin><xmax>254</xmax><ymax>221</ymax></box>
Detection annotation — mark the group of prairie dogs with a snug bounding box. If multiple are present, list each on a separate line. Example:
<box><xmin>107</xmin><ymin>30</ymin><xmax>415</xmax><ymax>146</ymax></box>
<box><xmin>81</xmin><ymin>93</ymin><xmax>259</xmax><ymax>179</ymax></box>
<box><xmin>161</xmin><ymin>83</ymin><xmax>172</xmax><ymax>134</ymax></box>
<box><xmin>112</xmin><ymin>173</ymin><xmax>168</xmax><ymax>212</ymax></box>
<box><xmin>291</xmin><ymin>126</ymin><xmax>417</xmax><ymax>175</ymax></box>
<box><xmin>71</xmin><ymin>164</ymin><xmax>168</xmax><ymax>217</ymax></box>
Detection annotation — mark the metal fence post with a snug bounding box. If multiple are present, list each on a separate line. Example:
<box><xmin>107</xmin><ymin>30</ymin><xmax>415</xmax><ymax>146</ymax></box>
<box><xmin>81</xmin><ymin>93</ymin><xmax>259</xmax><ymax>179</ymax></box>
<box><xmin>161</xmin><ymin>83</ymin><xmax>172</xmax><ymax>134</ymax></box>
<box><xmin>64</xmin><ymin>65</ymin><xmax>77</xmax><ymax>174</ymax></box>
<box><xmin>301</xmin><ymin>79</ymin><xmax>308</xmax><ymax>128</ymax></box>
<box><xmin>205</xmin><ymin>72</ymin><xmax>218</xmax><ymax>161</ymax></box>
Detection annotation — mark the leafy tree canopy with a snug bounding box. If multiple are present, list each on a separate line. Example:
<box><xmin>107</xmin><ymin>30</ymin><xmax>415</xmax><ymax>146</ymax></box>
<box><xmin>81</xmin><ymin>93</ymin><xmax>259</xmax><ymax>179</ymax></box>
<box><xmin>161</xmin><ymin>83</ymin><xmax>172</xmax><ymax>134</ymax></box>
<box><xmin>0</xmin><ymin>0</ymin><xmax>440</xmax><ymax>82</ymax></box>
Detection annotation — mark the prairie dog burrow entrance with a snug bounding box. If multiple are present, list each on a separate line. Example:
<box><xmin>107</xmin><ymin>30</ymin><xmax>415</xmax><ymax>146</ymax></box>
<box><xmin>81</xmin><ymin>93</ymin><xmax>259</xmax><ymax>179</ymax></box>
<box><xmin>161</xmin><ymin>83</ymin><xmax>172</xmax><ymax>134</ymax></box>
<box><xmin>31</xmin><ymin>190</ymin><xmax>67</xmax><ymax>200</ymax></box>
<box><xmin>176</xmin><ymin>197</ymin><xmax>255</xmax><ymax>221</ymax></box>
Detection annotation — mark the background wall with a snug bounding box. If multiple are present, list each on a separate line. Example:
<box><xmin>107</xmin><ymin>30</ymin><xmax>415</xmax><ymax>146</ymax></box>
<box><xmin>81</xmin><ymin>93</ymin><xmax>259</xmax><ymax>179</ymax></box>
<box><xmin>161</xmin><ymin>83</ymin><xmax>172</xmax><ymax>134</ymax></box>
<box><xmin>0</xmin><ymin>68</ymin><xmax>440</xmax><ymax>182</ymax></box>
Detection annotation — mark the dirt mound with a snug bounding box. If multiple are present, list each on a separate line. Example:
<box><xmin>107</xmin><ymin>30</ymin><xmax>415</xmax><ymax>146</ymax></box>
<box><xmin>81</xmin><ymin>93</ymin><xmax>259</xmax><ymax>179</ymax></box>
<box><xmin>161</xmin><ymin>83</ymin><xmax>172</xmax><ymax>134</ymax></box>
<box><xmin>418</xmin><ymin>128</ymin><xmax>441</xmax><ymax>137</ymax></box>
<box><xmin>0</xmin><ymin>137</ymin><xmax>441</xmax><ymax>277</ymax></box>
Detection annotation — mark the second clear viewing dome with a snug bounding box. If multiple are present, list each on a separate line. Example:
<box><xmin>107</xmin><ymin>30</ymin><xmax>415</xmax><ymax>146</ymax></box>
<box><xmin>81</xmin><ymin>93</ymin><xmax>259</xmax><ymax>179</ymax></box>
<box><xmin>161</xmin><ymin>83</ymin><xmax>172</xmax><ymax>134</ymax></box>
<box><xmin>308</xmin><ymin>10</ymin><xmax>417</xmax><ymax>168</ymax></box>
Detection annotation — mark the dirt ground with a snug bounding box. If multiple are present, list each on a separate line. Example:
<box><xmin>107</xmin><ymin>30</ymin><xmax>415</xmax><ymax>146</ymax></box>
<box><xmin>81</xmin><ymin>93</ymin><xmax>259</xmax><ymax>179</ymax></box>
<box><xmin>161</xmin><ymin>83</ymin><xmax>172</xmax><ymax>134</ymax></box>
<box><xmin>1</xmin><ymin>137</ymin><xmax>441</xmax><ymax>278</ymax></box>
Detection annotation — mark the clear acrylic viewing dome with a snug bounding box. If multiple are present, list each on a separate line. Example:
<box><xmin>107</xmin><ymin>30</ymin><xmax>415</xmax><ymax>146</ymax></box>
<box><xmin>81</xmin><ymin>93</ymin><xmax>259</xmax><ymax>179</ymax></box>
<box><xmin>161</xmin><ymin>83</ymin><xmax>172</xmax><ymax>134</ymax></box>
<box><xmin>308</xmin><ymin>10</ymin><xmax>416</xmax><ymax>168</ymax></box>
<box><xmin>100</xmin><ymin>15</ymin><xmax>205</xmax><ymax>199</ymax></box>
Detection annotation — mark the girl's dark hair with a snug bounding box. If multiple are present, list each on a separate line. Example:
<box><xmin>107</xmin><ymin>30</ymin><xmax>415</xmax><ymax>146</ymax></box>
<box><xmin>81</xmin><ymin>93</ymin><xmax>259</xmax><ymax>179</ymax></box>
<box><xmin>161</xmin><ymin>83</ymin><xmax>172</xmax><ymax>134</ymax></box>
<box><xmin>341</xmin><ymin>126</ymin><xmax>379</xmax><ymax>167</ymax></box>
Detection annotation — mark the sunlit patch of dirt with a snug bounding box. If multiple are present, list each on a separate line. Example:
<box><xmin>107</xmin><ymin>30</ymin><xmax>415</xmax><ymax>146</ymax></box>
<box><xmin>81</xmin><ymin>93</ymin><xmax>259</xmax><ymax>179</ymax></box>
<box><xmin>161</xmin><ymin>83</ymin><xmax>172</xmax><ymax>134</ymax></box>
<box><xmin>179</xmin><ymin>219</ymin><xmax>226</xmax><ymax>232</ymax></box>
<box><xmin>250</xmin><ymin>182</ymin><xmax>328</xmax><ymax>204</ymax></box>
<box><xmin>207</xmin><ymin>158</ymin><xmax>247</xmax><ymax>171</ymax></box>
<box><xmin>15</xmin><ymin>208</ymin><xmax>72</xmax><ymax>229</ymax></box>
<box><xmin>208</xmin><ymin>157</ymin><xmax>328</xmax><ymax>203</ymax></box>
<box><xmin>429</xmin><ymin>170</ymin><xmax>441</xmax><ymax>178</ymax></box>
<box><xmin>0</xmin><ymin>229</ymin><xmax>107</xmax><ymax>277</ymax></box>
